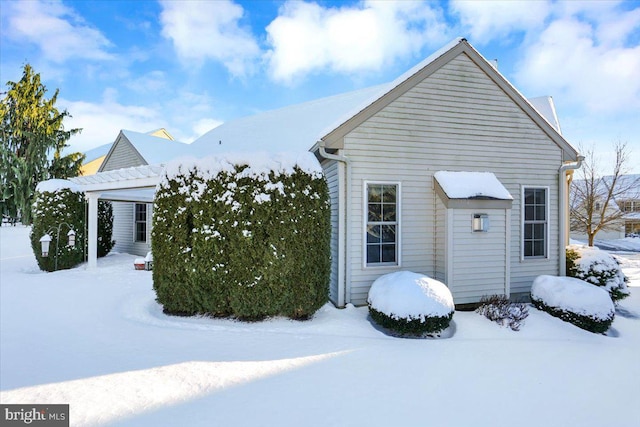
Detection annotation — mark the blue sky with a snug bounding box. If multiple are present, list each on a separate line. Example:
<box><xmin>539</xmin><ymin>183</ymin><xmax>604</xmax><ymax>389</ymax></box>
<box><xmin>1</xmin><ymin>0</ymin><xmax>639</xmax><ymax>172</ymax></box>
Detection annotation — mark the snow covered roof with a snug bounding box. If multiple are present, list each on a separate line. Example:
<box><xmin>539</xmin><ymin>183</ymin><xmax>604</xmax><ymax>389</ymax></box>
<box><xmin>434</xmin><ymin>171</ymin><xmax>513</xmax><ymax>200</ymax></box>
<box><xmin>611</xmin><ymin>174</ymin><xmax>640</xmax><ymax>200</ymax></box>
<box><xmin>190</xmin><ymin>84</ymin><xmax>388</xmax><ymax>155</ymax></box>
<box><xmin>528</xmin><ymin>96</ymin><xmax>562</xmax><ymax>135</ymax></box>
<box><xmin>82</xmin><ymin>143</ymin><xmax>112</xmax><ymax>163</ymax></box>
<box><xmin>120</xmin><ymin>130</ymin><xmax>189</xmax><ymax>165</ymax></box>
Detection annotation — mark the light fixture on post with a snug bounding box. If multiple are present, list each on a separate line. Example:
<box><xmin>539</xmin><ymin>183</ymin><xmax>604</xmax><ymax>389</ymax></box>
<box><xmin>67</xmin><ymin>229</ymin><xmax>76</xmax><ymax>248</ymax></box>
<box><xmin>40</xmin><ymin>222</ymin><xmax>76</xmax><ymax>271</ymax></box>
<box><xmin>39</xmin><ymin>234</ymin><xmax>52</xmax><ymax>257</ymax></box>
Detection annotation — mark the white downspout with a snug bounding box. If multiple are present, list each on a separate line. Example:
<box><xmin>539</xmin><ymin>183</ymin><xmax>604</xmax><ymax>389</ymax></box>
<box><xmin>317</xmin><ymin>142</ymin><xmax>350</xmax><ymax>307</ymax></box>
<box><xmin>558</xmin><ymin>155</ymin><xmax>584</xmax><ymax>275</ymax></box>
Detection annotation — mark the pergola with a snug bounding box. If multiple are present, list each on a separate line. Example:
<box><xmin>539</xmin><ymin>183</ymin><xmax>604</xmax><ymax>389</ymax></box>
<box><xmin>70</xmin><ymin>164</ymin><xmax>164</xmax><ymax>268</ymax></box>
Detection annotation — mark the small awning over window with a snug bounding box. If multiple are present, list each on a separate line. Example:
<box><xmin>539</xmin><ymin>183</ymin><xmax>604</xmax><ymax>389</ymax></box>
<box><xmin>434</xmin><ymin>171</ymin><xmax>513</xmax><ymax>209</ymax></box>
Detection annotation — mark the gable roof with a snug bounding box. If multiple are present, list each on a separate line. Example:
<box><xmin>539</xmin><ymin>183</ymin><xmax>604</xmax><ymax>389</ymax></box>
<box><xmin>98</xmin><ymin>129</ymin><xmax>188</xmax><ymax>172</ymax></box>
<box><xmin>192</xmin><ymin>38</ymin><xmax>578</xmax><ymax>162</ymax></box>
<box><xmin>319</xmin><ymin>39</ymin><xmax>579</xmax><ymax>162</ymax></box>
<box><xmin>119</xmin><ymin>129</ymin><xmax>188</xmax><ymax>164</ymax></box>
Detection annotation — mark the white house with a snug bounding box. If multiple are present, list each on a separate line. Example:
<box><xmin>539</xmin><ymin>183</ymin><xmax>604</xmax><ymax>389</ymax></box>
<box><xmin>69</xmin><ymin>38</ymin><xmax>581</xmax><ymax>306</ymax></box>
<box><xmin>570</xmin><ymin>174</ymin><xmax>640</xmax><ymax>241</ymax></box>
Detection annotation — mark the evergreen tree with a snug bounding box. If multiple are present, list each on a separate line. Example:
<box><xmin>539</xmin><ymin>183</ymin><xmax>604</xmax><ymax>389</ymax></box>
<box><xmin>0</xmin><ymin>64</ymin><xmax>84</xmax><ymax>224</ymax></box>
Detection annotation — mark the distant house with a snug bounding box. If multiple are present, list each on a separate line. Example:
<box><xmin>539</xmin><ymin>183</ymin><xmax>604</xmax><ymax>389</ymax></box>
<box><xmin>88</xmin><ymin>128</ymin><xmax>186</xmax><ymax>255</ymax></box>
<box><xmin>68</xmin><ymin>38</ymin><xmax>581</xmax><ymax>306</ymax></box>
<box><xmin>79</xmin><ymin>144</ymin><xmax>111</xmax><ymax>176</ymax></box>
<box><xmin>79</xmin><ymin>128</ymin><xmax>176</xmax><ymax>176</ymax></box>
<box><xmin>570</xmin><ymin>174</ymin><xmax>640</xmax><ymax>241</ymax></box>
<box><xmin>615</xmin><ymin>174</ymin><xmax>640</xmax><ymax>237</ymax></box>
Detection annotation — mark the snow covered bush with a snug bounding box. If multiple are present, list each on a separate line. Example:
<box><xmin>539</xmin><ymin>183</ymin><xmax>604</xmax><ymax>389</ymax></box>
<box><xmin>367</xmin><ymin>271</ymin><xmax>454</xmax><ymax>337</ymax></box>
<box><xmin>531</xmin><ymin>275</ymin><xmax>615</xmax><ymax>334</ymax></box>
<box><xmin>30</xmin><ymin>180</ymin><xmax>114</xmax><ymax>272</ymax></box>
<box><xmin>476</xmin><ymin>295</ymin><xmax>529</xmax><ymax>331</ymax></box>
<box><xmin>566</xmin><ymin>245</ymin><xmax>629</xmax><ymax>303</ymax></box>
<box><xmin>97</xmin><ymin>200</ymin><xmax>115</xmax><ymax>258</ymax></box>
<box><xmin>152</xmin><ymin>153</ymin><xmax>331</xmax><ymax>320</ymax></box>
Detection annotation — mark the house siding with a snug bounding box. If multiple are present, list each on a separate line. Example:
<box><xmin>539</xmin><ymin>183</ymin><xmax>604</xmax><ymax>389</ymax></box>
<box><xmin>434</xmin><ymin>194</ymin><xmax>446</xmax><ymax>283</ymax></box>
<box><xmin>449</xmin><ymin>208</ymin><xmax>508</xmax><ymax>303</ymax></box>
<box><xmin>111</xmin><ymin>202</ymin><xmax>151</xmax><ymax>256</ymax></box>
<box><xmin>101</xmin><ymin>138</ymin><xmax>146</xmax><ymax>172</ymax></box>
<box><xmin>323</xmin><ymin>160</ymin><xmax>341</xmax><ymax>306</ymax></box>
<box><xmin>341</xmin><ymin>52</ymin><xmax>562</xmax><ymax>305</ymax></box>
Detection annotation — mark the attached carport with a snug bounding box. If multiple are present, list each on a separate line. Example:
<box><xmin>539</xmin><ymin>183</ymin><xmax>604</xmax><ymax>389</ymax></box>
<box><xmin>70</xmin><ymin>164</ymin><xmax>163</xmax><ymax>269</ymax></box>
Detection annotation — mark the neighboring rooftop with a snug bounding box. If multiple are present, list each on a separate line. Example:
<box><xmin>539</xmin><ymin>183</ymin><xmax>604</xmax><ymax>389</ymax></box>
<box><xmin>529</xmin><ymin>96</ymin><xmax>562</xmax><ymax>134</ymax></box>
<box><xmin>119</xmin><ymin>129</ymin><xmax>188</xmax><ymax>165</ymax></box>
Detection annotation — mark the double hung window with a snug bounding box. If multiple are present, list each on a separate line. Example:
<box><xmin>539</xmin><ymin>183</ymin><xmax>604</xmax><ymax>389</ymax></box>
<box><xmin>366</xmin><ymin>183</ymin><xmax>399</xmax><ymax>266</ymax></box>
<box><xmin>523</xmin><ymin>187</ymin><xmax>547</xmax><ymax>258</ymax></box>
<box><xmin>134</xmin><ymin>203</ymin><xmax>147</xmax><ymax>243</ymax></box>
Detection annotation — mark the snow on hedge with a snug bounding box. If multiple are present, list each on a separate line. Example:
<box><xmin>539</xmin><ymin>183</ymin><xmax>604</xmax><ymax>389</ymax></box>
<box><xmin>566</xmin><ymin>244</ymin><xmax>629</xmax><ymax>302</ymax></box>
<box><xmin>532</xmin><ymin>275</ymin><xmax>614</xmax><ymax>320</ymax></box>
<box><xmin>162</xmin><ymin>152</ymin><xmax>322</xmax><ymax>184</ymax></box>
<box><xmin>35</xmin><ymin>179</ymin><xmax>81</xmax><ymax>193</ymax></box>
<box><xmin>368</xmin><ymin>271</ymin><xmax>454</xmax><ymax>320</ymax></box>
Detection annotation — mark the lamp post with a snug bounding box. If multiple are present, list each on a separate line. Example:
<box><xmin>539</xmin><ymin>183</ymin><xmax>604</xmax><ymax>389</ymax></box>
<box><xmin>39</xmin><ymin>222</ymin><xmax>76</xmax><ymax>271</ymax></box>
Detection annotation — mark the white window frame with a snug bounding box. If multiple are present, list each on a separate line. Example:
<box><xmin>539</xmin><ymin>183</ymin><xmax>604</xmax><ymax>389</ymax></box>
<box><xmin>363</xmin><ymin>181</ymin><xmax>401</xmax><ymax>269</ymax></box>
<box><xmin>521</xmin><ymin>186</ymin><xmax>549</xmax><ymax>260</ymax></box>
<box><xmin>133</xmin><ymin>203</ymin><xmax>149</xmax><ymax>243</ymax></box>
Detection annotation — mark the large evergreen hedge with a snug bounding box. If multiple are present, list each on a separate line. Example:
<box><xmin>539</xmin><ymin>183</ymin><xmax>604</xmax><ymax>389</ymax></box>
<box><xmin>31</xmin><ymin>181</ymin><xmax>114</xmax><ymax>272</ymax></box>
<box><xmin>152</xmin><ymin>155</ymin><xmax>331</xmax><ymax>320</ymax></box>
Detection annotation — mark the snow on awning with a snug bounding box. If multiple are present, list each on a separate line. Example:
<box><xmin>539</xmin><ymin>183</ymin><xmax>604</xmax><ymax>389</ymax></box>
<box><xmin>434</xmin><ymin>171</ymin><xmax>513</xmax><ymax>209</ymax></box>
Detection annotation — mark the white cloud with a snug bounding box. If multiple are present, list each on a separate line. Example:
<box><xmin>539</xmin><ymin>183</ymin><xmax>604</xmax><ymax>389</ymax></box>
<box><xmin>61</xmin><ymin>88</ymin><xmax>226</xmax><ymax>151</ymax></box>
<box><xmin>2</xmin><ymin>0</ymin><xmax>114</xmax><ymax>63</ymax></box>
<box><xmin>265</xmin><ymin>0</ymin><xmax>450</xmax><ymax>83</ymax></box>
<box><xmin>191</xmin><ymin>118</ymin><xmax>224</xmax><ymax>141</ymax></box>
<box><xmin>450</xmin><ymin>0</ymin><xmax>551</xmax><ymax>44</ymax></box>
<box><xmin>60</xmin><ymin>94</ymin><xmax>165</xmax><ymax>153</ymax></box>
<box><xmin>124</xmin><ymin>71</ymin><xmax>169</xmax><ymax>94</ymax></box>
<box><xmin>159</xmin><ymin>0</ymin><xmax>260</xmax><ymax>76</ymax></box>
<box><xmin>515</xmin><ymin>16</ymin><xmax>640</xmax><ymax>114</ymax></box>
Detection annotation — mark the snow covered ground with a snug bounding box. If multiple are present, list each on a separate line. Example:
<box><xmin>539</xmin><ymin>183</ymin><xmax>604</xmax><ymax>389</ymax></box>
<box><xmin>1</xmin><ymin>225</ymin><xmax>639</xmax><ymax>427</ymax></box>
<box><xmin>591</xmin><ymin>237</ymin><xmax>640</xmax><ymax>253</ymax></box>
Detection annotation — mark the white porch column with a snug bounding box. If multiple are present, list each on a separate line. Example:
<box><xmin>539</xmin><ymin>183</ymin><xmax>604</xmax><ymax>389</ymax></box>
<box><xmin>87</xmin><ymin>193</ymin><xmax>99</xmax><ymax>269</ymax></box>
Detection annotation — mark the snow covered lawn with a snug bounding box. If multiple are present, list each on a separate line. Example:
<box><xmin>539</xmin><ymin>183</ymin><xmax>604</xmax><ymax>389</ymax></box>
<box><xmin>2</xmin><ymin>225</ymin><xmax>639</xmax><ymax>427</ymax></box>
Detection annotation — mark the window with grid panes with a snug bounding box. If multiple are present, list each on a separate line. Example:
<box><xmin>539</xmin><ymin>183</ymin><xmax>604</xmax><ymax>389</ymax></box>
<box><xmin>366</xmin><ymin>183</ymin><xmax>398</xmax><ymax>265</ymax></box>
<box><xmin>523</xmin><ymin>188</ymin><xmax>547</xmax><ymax>258</ymax></box>
<box><xmin>134</xmin><ymin>203</ymin><xmax>147</xmax><ymax>243</ymax></box>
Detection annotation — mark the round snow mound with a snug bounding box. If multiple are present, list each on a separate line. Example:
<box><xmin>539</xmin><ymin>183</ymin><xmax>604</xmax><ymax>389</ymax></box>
<box><xmin>531</xmin><ymin>275</ymin><xmax>615</xmax><ymax>334</ymax></box>
<box><xmin>532</xmin><ymin>275</ymin><xmax>614</xmax><ymax>320</ymax></box>
<box><xmin>367</xmin><ymin>271</ymin><xmax>454</xmax><ymax>336</ymax></box>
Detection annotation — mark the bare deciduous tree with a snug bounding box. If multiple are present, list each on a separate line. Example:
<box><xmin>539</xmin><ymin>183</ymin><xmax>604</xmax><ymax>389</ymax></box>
<box><xmin>570</xmin><ymin>141</ymin><xmax>639</xmax><ymax>246</ymax></box>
